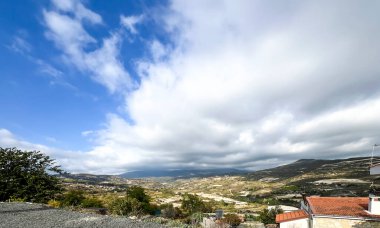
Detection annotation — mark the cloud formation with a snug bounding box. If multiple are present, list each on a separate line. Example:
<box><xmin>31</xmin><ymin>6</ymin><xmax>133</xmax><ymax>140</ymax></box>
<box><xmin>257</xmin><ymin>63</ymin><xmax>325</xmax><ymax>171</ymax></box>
<box><xmin>120</xmin><ymin>15</ymin><xmax>144</xmax><ymax>34</ymax></box>
<box><xmin>37</xmin><ymin>0</ymin><xmax>380</xmax><ymax>173</ymax></box>
<box><xmin>43</xmin><ymin>1</ymin><xmax>132</xmax><ymax>93</ymax></box>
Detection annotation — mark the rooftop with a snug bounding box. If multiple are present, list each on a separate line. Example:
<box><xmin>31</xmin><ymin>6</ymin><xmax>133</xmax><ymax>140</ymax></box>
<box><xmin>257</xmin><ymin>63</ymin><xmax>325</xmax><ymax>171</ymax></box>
<box><xmin>276</xmin><ymin>210</ymin><xmax>308</xmax><ymax>223</ymax></box>
<box><xmin>307</xmin><ymin>196</ymin><xmax>380</xmax><ymax>219</ymax></box>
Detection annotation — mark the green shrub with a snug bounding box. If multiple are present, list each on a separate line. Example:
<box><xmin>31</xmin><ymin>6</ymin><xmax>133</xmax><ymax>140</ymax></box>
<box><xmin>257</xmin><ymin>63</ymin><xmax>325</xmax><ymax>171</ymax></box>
<box><xmin>109</xmin><ymin>197</ymin><xmax>132</xmax><ymax>215</ymax></box>
<box><xmin>81</xmin><ymin>197</ymin><xmax>104</xmax><ymax>208</ymax></box>
<box><xmin>9</xmin><ymin>196</ymin><xmax>26</xmax><ymax>202</ymax></box>
<box><xmin>108</xmin><ymin>187</ymin><xmax>158</xmax><ymax>216</ymax></box>
<box><xmin>181</xmin><ymin>193</ymin><xmax>210</xmax><ymax>214</ymax></box>
<box><xmin>258</xmin><ymin>206</ymin><xmax>283</xmax><ymax>225</ymax></box>
<box><xmin>60</xmin><ymin>190</ymin><xmax>85</xmax><ymax>207</ymax></box>
<box><xmin>48</xmin><ymin>199</ymin><xmax>61</xmax><ymax>208</ymax></box>
<box><xmin>161</xmin><ymin>203</ymin><xmax>184</xmax><ymax>219</ymax></box>
<box><xmin>108</xmin><ymin>197</ymin><xmax>146</xmax><ymax>216</ymax></box>
<box><xmin>190</xmin><ymin>212</ymin><xmax>204</xmax><ymax>225</ymax></box>
<box><xmin>166</xmin><ymin>219</ymin><xmax>188</xmax><ymax>228</ymax></box>
<box><xmin>126</xmin><ymin>186</ymin><xmax>150</xmax><ymax>204</ymax></box>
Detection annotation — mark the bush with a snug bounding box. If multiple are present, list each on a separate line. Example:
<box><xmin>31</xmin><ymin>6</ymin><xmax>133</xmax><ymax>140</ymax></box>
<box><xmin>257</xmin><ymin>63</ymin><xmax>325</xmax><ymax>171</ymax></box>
<box><xmin>48</xmin><ymin>199</ymin><xmax>61</xmax><ymax>208</ymax></box>
<box><xmin>108</xmin><ymin>187</ymin><xmax>158</xmax><ymax>216</ymax></box>
<box><xmin>190</xmin><ymin>212</ymin><xmax>204</xmax><ymax>226</ymax></box>
<box><xmin>166</xmin><ymin>219</ymin><xmax>187</xmax><ymax>228</ymax></box>
<box><xmin>108</xmin><ymin>197</ymin><xmax>145</xmax><ymax>216</ymax></box>
<box><xmin>81</xmin><ymin>197</ymin><xmax>104</xmax><ymax>208</ymax></box>
<box><xmin>60</xmin><ymin>190</ymin><xmax>85</xmax><ymax>207</ymax></box>
<box><xmin>258</xmin><ymin>206</ymin><xmax>283</xmax><ymax>225</ymax></box>
<box><xmin>0</xmin><ymin>147</ymin><xmax>63</xmax><ymax>203</ymax></box>
<box><xmin>126</xmin><ymin>186</ymin><xmax>150</xmax><ymax>204</ymax></box>
<box><xmin>222</xmin><ymin>214</ymin><xmax>241</xmax><ymax>227</ymax></box>
<box><xmin>181</xmin><ymin>193</ymin><xmax>209</xmax><ymax>214</ymax></box>
<box><xmin>109</xmin><ymin>197</ymin><xmax>133</xmax><ymax>215</ymax></box>
<box><xmin>161</xmin><ymin>203</ymin><xmax>184</xmax><ymax>219</ymax></box>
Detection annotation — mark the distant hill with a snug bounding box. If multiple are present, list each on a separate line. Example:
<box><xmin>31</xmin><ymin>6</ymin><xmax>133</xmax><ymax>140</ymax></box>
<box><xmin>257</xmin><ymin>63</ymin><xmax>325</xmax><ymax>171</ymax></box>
<box><xmin>246</xmin><ymin>157</ymin><xmax>380</xmax><ymax>181</ymax></box>
<box><xmin>59</xmin><ymin>173</ymin><xmax>123</xmax><ymax>184</ymax></box>
<box><xmin>119</xmin><ymin>168</ymin><xmax>244</xmax><ymax>179</ymax></box>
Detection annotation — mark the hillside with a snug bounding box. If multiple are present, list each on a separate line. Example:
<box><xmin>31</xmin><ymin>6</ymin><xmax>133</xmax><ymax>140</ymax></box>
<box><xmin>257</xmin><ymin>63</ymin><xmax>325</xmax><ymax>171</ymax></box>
<box><xmin>119</xmin><ymin>168</ymin><xmax>243</xmax><ymax>179</ymax></box>
<box><xmin>241</xmin><ymin>156</ymin><xmax>380</xmax><ymax>201</ymax></box>
<box><xmin>57</xmin><ymin>156</ymin><xmax>380</xmax><ymax>213</ymax></box>
<box><xmin>246</xmin><ymin>157</ymin><xmax>380</xmax><ymax>181</ymax></box>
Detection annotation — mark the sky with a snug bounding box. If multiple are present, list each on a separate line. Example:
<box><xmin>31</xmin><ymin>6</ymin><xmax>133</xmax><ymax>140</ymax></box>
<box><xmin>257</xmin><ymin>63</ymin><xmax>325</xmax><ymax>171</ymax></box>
<box><xmin>1</xmin><ymin>0</ymin><xmax>380</xmax><ymax>174</ymax></box>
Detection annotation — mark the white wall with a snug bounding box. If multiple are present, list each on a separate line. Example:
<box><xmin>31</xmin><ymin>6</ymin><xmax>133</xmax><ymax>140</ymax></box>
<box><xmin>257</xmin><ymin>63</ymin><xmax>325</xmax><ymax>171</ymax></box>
<box><xmin>279</xmin><ymin>218</ymin><xmax>309</xmax><ymax>228</ymax></box>
<box><xmin>370</xmin><ymin>165</ymin><xmax>380</xmax><ymax>175</ymax></box>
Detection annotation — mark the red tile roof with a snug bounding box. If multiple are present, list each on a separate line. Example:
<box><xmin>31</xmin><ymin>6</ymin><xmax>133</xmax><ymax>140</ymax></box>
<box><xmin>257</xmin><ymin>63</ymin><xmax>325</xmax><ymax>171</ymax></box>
<box><xmin>306</xmin><ymin>196</ymin><xmax>380</xmax><ymax>219</ymax></box>
<box><xmin>276</xmin><ymin>210</ymin><xmax>308</xmax><ymax>223</ymax></box>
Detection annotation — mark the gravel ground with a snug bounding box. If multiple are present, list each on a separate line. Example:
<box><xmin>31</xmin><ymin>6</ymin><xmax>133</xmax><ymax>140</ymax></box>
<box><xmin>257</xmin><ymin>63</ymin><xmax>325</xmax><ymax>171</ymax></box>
<box><xmin>0</xmin><ymin>202</ymin><xmax>166</xmax><ymax>228</ymax></box>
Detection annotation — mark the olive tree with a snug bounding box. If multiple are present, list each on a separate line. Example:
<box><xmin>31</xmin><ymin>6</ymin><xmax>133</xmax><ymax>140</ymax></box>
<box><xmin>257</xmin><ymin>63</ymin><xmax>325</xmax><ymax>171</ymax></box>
<box><xmin>0</xmin><ymin>147</ymin><xmax>63</xmax><ymax>202</ymax></box>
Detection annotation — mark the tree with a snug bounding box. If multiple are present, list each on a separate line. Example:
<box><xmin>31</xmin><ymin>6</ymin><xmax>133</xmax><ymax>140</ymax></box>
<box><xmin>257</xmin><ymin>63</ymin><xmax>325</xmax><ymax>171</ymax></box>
<box><xmin>0</xmin><ymin>147</ymin><xmax>63</xmax><ymax>203</ymax></box>
<box><xmin>181</xmin><ymin>193</ymin><xmax>209</xmax><ymax>214</ymax></box>
<box><xmin>109</xmin><ymin>186</ymin><xmax>156</xmax><ymax>216</ymax></box>
<box><xmin>126</xmin><ymin>186</ymin><xmax>150</xmax><ymax>204</ymax></box>
<box><xmin>126</xmin><ymin>186</ymin><xmax>155</xmax><ymax>214</ymax></box>
<box><xmin>258</xmin><ymin>206</ymin><xmax>284</xmax><ymax>225</ymax></box>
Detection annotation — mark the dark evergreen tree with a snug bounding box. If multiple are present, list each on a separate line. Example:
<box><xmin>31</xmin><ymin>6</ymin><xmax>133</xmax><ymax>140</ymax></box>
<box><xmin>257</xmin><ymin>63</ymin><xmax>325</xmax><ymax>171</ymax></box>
<box><xmin>0</xmin><ymin>147</ymin><xmax>63</xmax><ymax>202</ymax></box>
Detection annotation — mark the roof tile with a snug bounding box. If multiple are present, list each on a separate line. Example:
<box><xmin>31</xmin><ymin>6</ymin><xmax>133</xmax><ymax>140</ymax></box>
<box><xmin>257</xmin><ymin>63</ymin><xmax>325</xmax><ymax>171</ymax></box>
<box><xmin>276</xmin><ymin>210</ymin><xmax>308</xmax><ymax>223</ymax></box>
<box><xmin>306</xmin><ymin>196</ymin><xmax>380</xmax><ymax>219</ymax></box>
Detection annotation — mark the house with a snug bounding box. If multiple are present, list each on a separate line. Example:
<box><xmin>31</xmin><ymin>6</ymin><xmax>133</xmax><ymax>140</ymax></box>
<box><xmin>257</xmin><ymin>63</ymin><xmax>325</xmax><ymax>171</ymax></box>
<box><xmin>276</xmin><ymin>196</ymin><xmax>380</xmax><ymax>228</ymax></box>
<box><xmin>276</xmin><ymin>209</ymin><xmax>308</xmax><ymax>228</ymax></box>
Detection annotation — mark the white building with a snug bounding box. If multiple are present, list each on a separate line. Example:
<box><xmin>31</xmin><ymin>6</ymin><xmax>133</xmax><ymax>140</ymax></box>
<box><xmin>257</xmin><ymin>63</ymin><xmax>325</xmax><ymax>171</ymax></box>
<box><xmin>276</xmin><ymin>196</ymin><xmax>380</xmax><ymax>228</ymax></box>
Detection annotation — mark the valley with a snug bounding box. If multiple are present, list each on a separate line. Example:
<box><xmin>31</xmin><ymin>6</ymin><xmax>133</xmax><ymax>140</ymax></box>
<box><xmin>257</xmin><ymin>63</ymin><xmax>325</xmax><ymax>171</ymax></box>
<box><xmin>61</xmin><ymin>156</ymin><xmax>380</xmax><ymax>214</ymax></box>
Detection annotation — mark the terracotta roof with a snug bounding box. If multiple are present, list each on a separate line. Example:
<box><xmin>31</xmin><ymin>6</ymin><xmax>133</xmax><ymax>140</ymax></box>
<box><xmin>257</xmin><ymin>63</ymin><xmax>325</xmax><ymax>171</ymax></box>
<box><xmin>306</xmin><ymin>196</ymin><xmax>380</xmax><ymax>219</ymax></box>
<box><xmin>276</xmin><ymin>210</ymin><xmax>308</xmax><ymax>223</ymax></box>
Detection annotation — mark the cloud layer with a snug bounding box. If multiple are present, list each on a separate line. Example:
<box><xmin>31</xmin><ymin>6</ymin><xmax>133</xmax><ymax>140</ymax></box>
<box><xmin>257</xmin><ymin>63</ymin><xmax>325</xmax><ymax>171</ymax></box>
<box><xmin>32</xmin><ymin>0</ymin><xmax>380</xmax><ymax>173</ymax></box>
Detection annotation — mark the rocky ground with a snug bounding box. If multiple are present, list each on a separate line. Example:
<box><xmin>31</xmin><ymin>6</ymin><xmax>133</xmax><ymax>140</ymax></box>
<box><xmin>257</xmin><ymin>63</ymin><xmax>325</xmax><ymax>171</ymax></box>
<box><xmin>0</xmin><ymin>202</ymin><xmax>165</xmax><ymax>228</ymax></box>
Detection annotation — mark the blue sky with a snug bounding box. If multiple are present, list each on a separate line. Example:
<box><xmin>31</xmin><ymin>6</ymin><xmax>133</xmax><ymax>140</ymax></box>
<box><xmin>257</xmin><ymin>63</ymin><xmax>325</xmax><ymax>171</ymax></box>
<box><xmin>0</xmin><ymin>0</ymin><xmax>164</xmax><ymax>150</ymax></box>
<box><xmin>1</xmin><ymin>0</ymin><xmax>380</xmax><ymax>174</ymax></box>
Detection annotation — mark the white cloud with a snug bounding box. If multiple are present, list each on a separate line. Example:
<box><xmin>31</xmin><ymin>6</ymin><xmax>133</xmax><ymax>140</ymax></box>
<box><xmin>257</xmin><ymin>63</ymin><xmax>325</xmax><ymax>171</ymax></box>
<box><xmin>38</xmin><ymin>0</ymin><xmax>380</xmax><ymax>173</ymax></box>
<box><xmin>43</xmin><ymin>1</ymin><xmax>131</xmax><ymax>93</ymax></box>
<box><xmin>86</xmin><ymin>0</ymin><xmax>380</xmax><ymax>173</ymax></box>
<box><xmin>120</xmin><ymin>15</ymin><xmax>143</xmax><ymax>34</ymax></box>
<box><xmin>0</xmin><ymin>128</ymin><xmax>94</xmax><ymax>173</ymax></box>
<box><xmin>52</xmin><ymin>0</ymin><xmax>102</xmax><ymax>24</ymax></box>
<box><xmin>8</xmin><ymin>36</ymin><xmax>32</xmax><ymax>54</ymax></box>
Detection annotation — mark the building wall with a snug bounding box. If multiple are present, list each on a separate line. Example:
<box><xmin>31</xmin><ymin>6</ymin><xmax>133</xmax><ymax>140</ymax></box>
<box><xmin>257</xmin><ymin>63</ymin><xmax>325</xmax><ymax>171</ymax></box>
<box><xmin>370</xmin><ymin>166</ymin><xmax>380</xmax><ymax>175</ymax></box>
<box><xmin>279</xmin><ymin>218</ymin><xmax>308</xmax><ymax>228</ymax></box>
<box><xmin>313</xmin><ymin>217</ymin><xmax>380</xmax><ymax>228</ymax></box>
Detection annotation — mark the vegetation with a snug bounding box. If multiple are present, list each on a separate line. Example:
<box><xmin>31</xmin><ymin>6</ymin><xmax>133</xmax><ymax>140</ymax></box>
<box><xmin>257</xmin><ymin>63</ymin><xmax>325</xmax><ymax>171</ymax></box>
<box><xmin>222</xmin><ymin>214</ymin><xmax>241</xmax><ymax>227</ymax></box>
<box><xmin>60</xmin><ymin>190</ymin><xmax>86</xmax><ymax>207</ymax></box>
<box><xmin>81</xmin><ymin>197</ymin><xmax>104</xmax><ymax>208</ymax></box>
<box><xmin>181</xmin><ymin>193</ymin><xmax>213</xmax><ymax>214</ymax></box>
<box><xmin>109</xmin><ymin>197</ymin><xmax>157</xmax><ymax>216</ymax></box>
<box><xmin>108</xmin><ymin>186</ymin><xmax>159</xmax><ymax>216</ymax></box>
<box><xmin>160</xmin><ymin>203</ymin><xmax>183</xmax><ymax>219</ymax></box>
<box><xmin>258</xmin><ymin>206</ymin><xmax>283</xmax><ymax>225</ymax></box>
<box><xmin>0</xmin><ymin>147</ymin><xmax>63</xmax><ymax>203</ymax></box>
